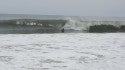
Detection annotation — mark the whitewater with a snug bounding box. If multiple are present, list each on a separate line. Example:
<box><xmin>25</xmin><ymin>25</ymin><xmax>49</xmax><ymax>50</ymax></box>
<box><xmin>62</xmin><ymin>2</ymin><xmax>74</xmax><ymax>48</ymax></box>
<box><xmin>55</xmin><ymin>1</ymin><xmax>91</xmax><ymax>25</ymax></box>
<box><xmin>0</xmin><ymin>33</ymin><xmax>125</xmax><ymax>70</ymax></box>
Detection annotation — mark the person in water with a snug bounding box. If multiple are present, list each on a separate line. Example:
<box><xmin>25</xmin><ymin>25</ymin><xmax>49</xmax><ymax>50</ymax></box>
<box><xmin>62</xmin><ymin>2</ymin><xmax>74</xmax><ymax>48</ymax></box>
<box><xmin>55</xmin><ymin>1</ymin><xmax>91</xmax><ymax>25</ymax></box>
<box><xmin>61</xmin><ymin>28</ymin><xmax>65</xmax><ymax>33</ymax></box>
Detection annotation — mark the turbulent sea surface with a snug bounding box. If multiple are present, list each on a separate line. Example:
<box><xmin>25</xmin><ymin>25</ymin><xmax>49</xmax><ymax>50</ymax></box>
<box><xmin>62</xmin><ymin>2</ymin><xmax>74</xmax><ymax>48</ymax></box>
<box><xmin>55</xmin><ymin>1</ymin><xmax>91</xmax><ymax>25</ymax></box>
<box><xmin>0</xmin><ymin>14</ymin><xmax>125</xmax><ymax>70</ymax></box>
<box><xmin>0</xmin><ymin>33</ymin><xmax>125</xmax><ymax>70</ymax></box>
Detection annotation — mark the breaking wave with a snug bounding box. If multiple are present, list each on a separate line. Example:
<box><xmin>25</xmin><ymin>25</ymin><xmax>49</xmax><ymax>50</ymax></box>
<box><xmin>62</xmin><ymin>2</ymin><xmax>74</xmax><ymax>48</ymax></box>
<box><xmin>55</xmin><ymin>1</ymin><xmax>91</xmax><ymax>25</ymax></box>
<box><xmin>63</xmin><ymin>17</ymin><xmax>125</xmax><ymax>32</ymax></box>
<box><xmin>0</xmin><ymin>14</ymin><xmax>125</xmax><ymax>33</ymax></box>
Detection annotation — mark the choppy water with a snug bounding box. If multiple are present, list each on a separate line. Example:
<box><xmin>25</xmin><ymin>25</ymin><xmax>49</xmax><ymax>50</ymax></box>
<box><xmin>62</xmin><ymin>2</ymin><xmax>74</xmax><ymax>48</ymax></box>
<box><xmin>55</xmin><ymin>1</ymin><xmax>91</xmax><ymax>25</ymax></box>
<box><xmin>0</xmin><ymin>33</ymin><xmax>125</xmax><ymax>70</ymax></box>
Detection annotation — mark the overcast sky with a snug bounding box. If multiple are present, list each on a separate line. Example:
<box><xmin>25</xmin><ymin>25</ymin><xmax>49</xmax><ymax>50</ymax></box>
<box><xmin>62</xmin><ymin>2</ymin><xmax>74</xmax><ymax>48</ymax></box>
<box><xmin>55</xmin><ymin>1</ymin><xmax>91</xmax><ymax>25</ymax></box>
<box><xmin>0</xmin><ymin>0</ymin><xmax>125</xmax><ymax>17</ymax></box>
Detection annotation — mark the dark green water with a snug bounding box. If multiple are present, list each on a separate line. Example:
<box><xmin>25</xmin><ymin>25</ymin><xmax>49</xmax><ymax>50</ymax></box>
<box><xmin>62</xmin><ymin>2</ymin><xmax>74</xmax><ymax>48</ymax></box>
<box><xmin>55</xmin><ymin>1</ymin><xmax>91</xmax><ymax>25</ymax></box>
<box><xmin>0</xmin><ymin>19</ymin><xmax>67</xmax><ymax>34</ymax></box>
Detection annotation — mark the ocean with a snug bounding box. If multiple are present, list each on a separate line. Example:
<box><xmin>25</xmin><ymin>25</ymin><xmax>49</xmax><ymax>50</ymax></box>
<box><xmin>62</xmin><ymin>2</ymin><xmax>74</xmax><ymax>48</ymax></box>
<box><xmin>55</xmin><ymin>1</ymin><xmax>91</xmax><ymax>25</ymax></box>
<box><xmin>0</xmin><ymin>14</ymin><xmax>125</xmax><ymax>34</ymax></box>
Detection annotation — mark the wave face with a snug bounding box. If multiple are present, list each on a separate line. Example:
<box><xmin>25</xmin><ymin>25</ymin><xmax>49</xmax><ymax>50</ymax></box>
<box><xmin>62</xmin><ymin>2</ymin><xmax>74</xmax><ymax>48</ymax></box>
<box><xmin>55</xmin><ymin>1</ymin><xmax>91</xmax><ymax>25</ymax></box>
<box><xmin>0</xmin><ymin>19</ymin><xmax>66</xmax><ymax>34</ymax></box>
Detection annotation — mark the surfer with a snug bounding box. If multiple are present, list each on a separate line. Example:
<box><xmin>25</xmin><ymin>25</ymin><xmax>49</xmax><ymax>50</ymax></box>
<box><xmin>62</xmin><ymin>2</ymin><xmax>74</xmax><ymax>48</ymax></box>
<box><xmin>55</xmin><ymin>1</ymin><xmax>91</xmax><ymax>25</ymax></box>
<box><xmin>61</xmin><ymin>28</ymin><xmax>65</xmax><ymax>33</ymax></box>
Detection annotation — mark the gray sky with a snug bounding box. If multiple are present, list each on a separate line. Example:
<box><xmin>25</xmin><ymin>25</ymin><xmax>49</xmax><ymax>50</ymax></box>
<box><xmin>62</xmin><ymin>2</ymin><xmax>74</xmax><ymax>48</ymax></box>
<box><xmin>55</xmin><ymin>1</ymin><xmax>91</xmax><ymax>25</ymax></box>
<box><xmin>0</xmin><ymin>0</ymin><xmax>125</xmax><ymax>17</ymax></box>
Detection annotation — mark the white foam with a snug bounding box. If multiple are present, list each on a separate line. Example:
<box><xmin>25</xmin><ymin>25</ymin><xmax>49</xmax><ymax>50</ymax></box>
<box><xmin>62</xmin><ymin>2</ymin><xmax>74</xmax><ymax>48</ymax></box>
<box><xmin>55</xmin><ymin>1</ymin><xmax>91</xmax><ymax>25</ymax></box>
<box><xmin>63</xmin><ymin>17</ymin><xmax>125</xmax><ymax>31</ymax></box>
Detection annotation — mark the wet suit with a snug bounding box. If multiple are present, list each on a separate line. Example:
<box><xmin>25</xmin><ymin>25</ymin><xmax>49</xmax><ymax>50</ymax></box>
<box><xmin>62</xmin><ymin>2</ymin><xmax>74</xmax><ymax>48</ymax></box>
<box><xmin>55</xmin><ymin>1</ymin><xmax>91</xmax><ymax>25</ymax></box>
<box><xmin>61</xmin><ymin>28</ymin><xmax>64</xmax><ymax>33</ymax></box>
